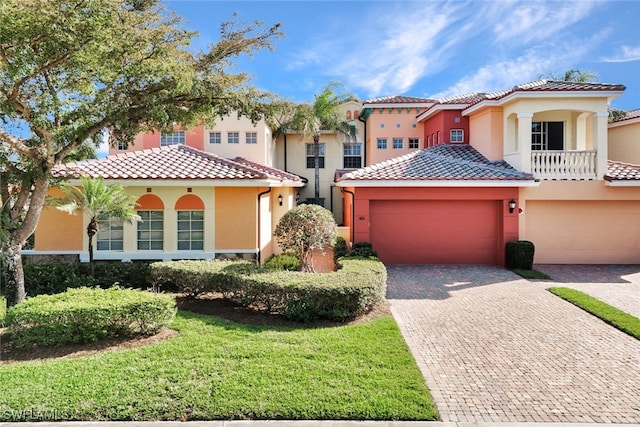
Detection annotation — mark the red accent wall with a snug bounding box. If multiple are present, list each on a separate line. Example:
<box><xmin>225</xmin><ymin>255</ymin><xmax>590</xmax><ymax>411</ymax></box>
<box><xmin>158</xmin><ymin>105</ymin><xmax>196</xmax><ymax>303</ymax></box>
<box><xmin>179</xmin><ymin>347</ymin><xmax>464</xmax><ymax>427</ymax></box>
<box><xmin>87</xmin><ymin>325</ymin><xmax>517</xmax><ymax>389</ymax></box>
<box><xmin>348</xmin><ymin>186</ymin><xmax>519</xmax><ymax>265</ymax></box>
<box><xmin>423</xmin><ymin>110</ymin><xmax>470</xmax><ymax>147</ymax></box>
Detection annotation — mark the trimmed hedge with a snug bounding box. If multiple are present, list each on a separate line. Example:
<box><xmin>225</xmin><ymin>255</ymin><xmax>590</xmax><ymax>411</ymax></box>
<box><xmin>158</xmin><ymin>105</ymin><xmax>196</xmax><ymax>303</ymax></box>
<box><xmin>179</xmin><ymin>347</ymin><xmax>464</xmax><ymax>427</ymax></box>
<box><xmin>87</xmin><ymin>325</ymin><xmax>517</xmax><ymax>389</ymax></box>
<box><xmin>6</xmin><ymin>287</ymin><xmax>176</xmax><ymax>348</ymax></box>
<box><xmin>23</xmin><ymin>262</ymin><xmax>152</xmax><ymax>296</ymax></box>
<box><xmin>505</xmin><ymin>240</ymin><xmax>535</xmax><ymax>270</ymax></box>
<box><xmin>150</xmin><ymin>258</ymin><xmax>387</xmax><ymax>322</ymax></box>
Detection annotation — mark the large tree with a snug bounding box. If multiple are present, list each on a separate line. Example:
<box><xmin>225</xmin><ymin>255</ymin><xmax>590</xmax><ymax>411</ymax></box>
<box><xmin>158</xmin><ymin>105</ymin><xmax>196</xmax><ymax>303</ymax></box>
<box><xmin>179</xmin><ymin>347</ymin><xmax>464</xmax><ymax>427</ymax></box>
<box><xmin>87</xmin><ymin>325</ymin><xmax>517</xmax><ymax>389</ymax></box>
<box><xmin>291</xmin><ymin>84</ymin><xmax>353</xmax><ymax>202</ymax></box>
<box><xmin>0</xmin><ymin>0</ymin><xmax>282</xmax><ymax>307</ymax></box>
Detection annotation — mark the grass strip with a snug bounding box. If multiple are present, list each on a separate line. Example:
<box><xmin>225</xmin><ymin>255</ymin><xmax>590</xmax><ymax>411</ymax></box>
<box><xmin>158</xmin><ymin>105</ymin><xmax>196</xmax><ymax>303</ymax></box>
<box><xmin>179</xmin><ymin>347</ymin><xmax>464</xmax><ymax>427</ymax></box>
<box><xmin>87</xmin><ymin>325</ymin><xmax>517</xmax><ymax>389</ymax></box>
<box><xmin>548</xmin><ymin>287</ymin><xmax>640</xmax><ymax>340</ymax></box>
<box><xmin>0</xmin><ymin>311</ymin><xmax>438</xmax><ymax>421</ymax></box>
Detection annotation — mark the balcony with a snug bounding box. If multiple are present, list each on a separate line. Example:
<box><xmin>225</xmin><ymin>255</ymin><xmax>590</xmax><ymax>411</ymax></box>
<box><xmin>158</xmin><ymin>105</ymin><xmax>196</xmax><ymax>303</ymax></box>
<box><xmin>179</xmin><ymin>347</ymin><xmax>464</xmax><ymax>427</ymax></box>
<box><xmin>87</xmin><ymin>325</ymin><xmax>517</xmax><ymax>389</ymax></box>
<box><xmin>531</xmin><ymin>150</ymin><xmax>597</xmax><ymax>180</ymax></box>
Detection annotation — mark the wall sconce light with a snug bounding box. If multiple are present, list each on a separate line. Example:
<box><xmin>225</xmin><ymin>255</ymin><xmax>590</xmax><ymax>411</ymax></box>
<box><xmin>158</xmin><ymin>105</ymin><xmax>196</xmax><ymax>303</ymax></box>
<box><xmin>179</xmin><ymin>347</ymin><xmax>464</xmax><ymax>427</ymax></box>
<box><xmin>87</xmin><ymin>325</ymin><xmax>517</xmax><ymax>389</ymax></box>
<box><xmin>278</xmin><ymin>194</ymin><xmax>283</xmax><ymax>206</ymax></box>
<box><xmin>296</xmin><ymin>192</ymin><xmax>300</xmax><ymax>202</ymax></box>
<box><xmin>508</xmin><ymin>199</ymin><xmax>517</xmax><ymax>214</ymax></box>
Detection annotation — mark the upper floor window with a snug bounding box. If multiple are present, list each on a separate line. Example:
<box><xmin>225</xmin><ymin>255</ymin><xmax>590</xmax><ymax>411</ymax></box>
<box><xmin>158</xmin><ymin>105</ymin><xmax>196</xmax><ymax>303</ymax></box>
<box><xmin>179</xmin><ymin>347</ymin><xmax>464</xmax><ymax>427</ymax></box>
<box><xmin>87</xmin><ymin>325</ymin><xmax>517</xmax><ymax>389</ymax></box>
<box><xmin>346</xmin><ymin>111</ymin><xmax>352</xmax><ymax>120</ymax></box>
<box><xmin>353</xmin><ymin>110</ymin><xmax>359</xmax><ymax>120</ymax></box>
<box><xmin>392</xmin><ymin>138</ymin><xmax>403</xmax><ymax>149</ymax></box>
<box><xmin>306</xmin><ymin>143</ymin><xmax>325</xmax><ymax>169</ymax></box>
<box><xmin>450</xmin><ymin>129</ymin><xmax>464</xmax><ymax>143</ymax></box>
<box><xmin>343</xmin><ymin>143</ymin><xmax>362</xmax><ymax>169</ymax></box>
<box><xmin>227</xmin><ymin>132</ymin><xmax>239</xmax><ymax>144</ymax></box>
<box><xmin>437</xmin><ymin>131</ymin><xmax>441</xmax><ymax>144</ymax></box>
<box><xmin>245</xmin><ymin>132</ymin><xmax>257</xmax><ymax>144</ymax></box>
<box><xmin>409</xmin><ymin>138</ymin><xmax>420</xmax><ymax>149</ymax></box>
<box><xmin>209</xmin><ymin>132</ymin><xmax>221</xmax><ymax>144</ymax></box>
<box><xmin>97</xmin><ymin>215</ymin><xmax>123</xmax><ymax>251</ymax></box>
<box><xmin>377</xmin><ymin>138</ymin><xmax>387</xmax><ymax>149</ymax></box>
<box><xmin>160</xmin><ymin>131</ymin><xmax>185</xmax><ymax>146</ymax></box>
<box><xmin>117</xmin><ymin>141</ymin><xmax>127</xmax><ymax>151</ymax></box>
<box><xmin>532</xmin><ymin>121</ymin><xmax>564</xmax><ymax>151</ymax></box>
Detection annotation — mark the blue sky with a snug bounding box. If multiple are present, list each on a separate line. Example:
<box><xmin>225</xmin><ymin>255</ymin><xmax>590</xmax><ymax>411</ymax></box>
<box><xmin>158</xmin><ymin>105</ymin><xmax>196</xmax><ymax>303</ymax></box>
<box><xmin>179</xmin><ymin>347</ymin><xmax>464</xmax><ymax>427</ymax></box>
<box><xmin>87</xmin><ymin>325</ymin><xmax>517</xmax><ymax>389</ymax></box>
<box><xmin>166</xmin><ymin>0</ymin><xmax>640</xmax><ymax>110</ymax></box>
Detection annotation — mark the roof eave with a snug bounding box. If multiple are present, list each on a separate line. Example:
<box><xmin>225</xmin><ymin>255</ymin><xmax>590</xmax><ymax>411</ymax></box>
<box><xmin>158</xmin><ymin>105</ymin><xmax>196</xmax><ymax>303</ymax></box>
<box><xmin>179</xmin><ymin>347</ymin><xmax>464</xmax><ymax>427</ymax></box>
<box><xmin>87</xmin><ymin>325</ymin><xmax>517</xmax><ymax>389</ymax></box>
<box><xmin>417</xmin><ymin>104</ymin><xmax>467</xmax><ymax>122</ymax></box>
<box><xmin>335</xmin><ymin>179</ymin><xmax>540</xmax><ymax>188</ymax></box>
<box><xmin>463</xmin><ymin>90</ymin><xmax>625</xmax><ymax>116</ymax></box>
<box><xmin>604</xmin><ymin>180</ymin><xmax>640</xmax><ymax>187</ymax></box>
<box><xmin>64</xmin><ymin>178</ymin><xmax>305</xmax><ymax>187</ymax></box>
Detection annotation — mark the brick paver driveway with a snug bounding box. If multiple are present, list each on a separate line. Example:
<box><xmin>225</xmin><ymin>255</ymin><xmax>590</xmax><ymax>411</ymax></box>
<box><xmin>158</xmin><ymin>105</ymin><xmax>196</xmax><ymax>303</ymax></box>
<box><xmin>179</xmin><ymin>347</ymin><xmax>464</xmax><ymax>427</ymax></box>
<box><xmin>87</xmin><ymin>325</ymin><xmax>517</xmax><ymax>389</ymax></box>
<box><xmin>387</xmin><ymin>264</ymin><xmax>640</xmax><ymax>423</ymax></box>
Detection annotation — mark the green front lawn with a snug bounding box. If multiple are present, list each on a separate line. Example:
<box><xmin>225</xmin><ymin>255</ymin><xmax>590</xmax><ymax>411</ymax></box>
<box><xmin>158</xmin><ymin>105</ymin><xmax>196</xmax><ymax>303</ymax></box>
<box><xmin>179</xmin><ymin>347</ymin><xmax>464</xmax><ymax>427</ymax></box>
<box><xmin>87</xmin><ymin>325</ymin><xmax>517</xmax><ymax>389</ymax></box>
<box><xmin>0</xmin><ymin>310</ymin><xmax>437</xmax><ymax>421</ymax></box>
<box><xmin>549</xmin><ymin>287</ymin><xmax>640</xmax><ymax>340</ymax></box>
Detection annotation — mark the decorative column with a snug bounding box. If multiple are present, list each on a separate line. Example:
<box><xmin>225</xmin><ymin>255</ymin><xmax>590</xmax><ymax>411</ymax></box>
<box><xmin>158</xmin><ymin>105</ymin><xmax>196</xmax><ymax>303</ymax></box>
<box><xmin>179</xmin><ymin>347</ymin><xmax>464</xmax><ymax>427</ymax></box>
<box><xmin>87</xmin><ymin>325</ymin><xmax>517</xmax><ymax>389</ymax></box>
<box><xmin>594</xmin><ymin>111</ymin><xmax>608</xmax><ymax>179</ymax></box>
<box><xmin>517</xmin><ymin>113</ymin><xmax>533</xmax><ymax>173</ymax></box>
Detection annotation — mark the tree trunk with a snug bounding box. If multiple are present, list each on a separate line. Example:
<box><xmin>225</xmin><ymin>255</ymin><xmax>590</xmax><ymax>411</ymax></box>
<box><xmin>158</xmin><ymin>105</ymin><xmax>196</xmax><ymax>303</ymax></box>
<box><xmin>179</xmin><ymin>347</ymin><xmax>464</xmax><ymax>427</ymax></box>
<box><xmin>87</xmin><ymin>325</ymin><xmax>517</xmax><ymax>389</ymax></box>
<box><xmin>87</xmin><ymin>217</ymin><xmax>98</xmax><ymax>277</ymax></box>
<box><xmin>2</xmin><ymin>242</ymin><xmax>26</xmax><ymax>307</ymax></box>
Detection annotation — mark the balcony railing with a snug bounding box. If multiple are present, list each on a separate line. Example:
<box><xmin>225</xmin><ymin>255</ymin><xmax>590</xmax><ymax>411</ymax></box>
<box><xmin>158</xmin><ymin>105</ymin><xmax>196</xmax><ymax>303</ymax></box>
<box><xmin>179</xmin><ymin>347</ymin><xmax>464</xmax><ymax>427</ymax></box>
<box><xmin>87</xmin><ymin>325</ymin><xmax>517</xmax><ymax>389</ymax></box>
<box><xmin>531</xmin><ymin>150</ymin><xmax>597</xmax><ymax>180</ymax></box>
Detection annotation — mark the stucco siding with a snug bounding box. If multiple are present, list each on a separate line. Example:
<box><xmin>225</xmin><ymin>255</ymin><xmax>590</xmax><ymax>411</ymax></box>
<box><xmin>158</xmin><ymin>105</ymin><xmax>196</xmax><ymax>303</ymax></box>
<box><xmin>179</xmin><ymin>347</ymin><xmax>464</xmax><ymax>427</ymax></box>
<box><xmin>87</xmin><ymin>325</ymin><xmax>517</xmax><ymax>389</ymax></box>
<box><xmin>609</xmin><ymin>120</ymin><xmax>640</xmax><ymax>164</ymax></box>
<box><xmin>215</xmin><ymin>187</ymin><xmax>257</xmax><ymax>250</ymax></box>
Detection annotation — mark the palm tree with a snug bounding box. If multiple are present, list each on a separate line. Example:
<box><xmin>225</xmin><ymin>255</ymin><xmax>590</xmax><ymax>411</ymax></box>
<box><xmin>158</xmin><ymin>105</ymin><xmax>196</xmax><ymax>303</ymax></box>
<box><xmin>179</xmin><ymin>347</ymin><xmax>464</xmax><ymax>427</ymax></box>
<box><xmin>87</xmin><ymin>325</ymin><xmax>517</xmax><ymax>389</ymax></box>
<box><xmin>56</xmin><ymin>177</ymin><xmax>140</xmax><ymax>270</ymax></box>
<box><xmin>539</xmin><ymin>68</ymin><xmax>597</xmax><ymax>82</ymax></box>
<box><xmin>265</xmin><ymin>98</ymin><xmax>299</xmax><ymax>172</ymax></box>
<box><xmin>292</xmin><ymin>83</ymin><xmax>353</xmax><ymax>202</ymax></box>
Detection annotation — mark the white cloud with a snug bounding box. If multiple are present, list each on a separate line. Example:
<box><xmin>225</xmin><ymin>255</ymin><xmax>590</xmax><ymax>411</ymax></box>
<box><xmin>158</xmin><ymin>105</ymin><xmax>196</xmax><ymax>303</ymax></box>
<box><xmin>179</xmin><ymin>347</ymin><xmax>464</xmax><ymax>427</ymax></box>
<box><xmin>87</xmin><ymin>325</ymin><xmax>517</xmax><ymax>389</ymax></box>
<box><xmin>492</xmin><ymin>1</ymin><xmax>598</xmax><ymax>44</ymax></box>
<box><xmin>602</xmin><ymin>45</ymin><xmax>640</xmax><ymax>62</ymax></box>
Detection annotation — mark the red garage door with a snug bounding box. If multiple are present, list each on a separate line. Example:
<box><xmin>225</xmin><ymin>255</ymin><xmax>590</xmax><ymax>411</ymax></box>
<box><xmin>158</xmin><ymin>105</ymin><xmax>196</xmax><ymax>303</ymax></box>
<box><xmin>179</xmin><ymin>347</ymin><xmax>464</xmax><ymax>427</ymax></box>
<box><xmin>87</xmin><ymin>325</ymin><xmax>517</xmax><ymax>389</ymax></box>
<box><xmin>369</xmin><ymin>200</ymin><xmax>500</xmax><ymax>264</ymax></box>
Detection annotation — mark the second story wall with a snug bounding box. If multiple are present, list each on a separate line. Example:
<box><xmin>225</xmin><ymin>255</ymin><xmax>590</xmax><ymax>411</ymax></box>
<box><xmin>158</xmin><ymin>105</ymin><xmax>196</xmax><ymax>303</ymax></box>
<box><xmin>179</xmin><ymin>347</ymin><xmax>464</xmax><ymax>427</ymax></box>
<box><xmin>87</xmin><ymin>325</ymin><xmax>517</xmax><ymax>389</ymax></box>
<box><xmin>609</xmin><ymin>114</ymin><xmax>640</xmax><ymax>164</ymax></box>
<box><xmin>468</xmin><ymin>107</ymin><xmax>503</xmax><ymax>161</ymax></box>
<box><xmin>365</xmin><ymin>107</ymin><xmax>426</xmax><ymax>165</ymax></box>
<box><xmin>423</xmin><ymin>110</ymin><xmax>470</xmax><ymax>148</ymax></box>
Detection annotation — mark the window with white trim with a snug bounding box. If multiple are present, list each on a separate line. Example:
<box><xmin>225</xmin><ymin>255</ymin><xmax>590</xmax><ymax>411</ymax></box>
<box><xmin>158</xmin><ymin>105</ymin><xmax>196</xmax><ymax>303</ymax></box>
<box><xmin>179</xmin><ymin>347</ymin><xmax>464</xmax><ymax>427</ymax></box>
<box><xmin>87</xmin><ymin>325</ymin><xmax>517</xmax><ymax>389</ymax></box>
<box><xmin>408</xmin><ymin>138</ymin><xmax>420</xmax><ymax>149</ymax></box>
<box><xmin>160</xmin><ymin>131</ymin><xmax>185</xmax><ymax>146</ymax></box>
<box><xmin>137</xmin><ymin>211</ymin><xmax>163</xmax><ymax>250</ymax></box>
<box><xmin>377</xmin><ymin>138</ymin><xmax>387</xmax><ymax>149</ymax></box>
<box><xmin>531</xmin><ymin>121</ymin><xmax>564</xmax><ymax>151</ymax></box>
<box><xmin>245</xmin><ymin>132</ymin><xmax>257</xmax><ymax>144</ymax></box>
<box><xmin>305</xmin><ymin>143</ymin><xmax>325</xmax><ymax>168</ymax></box>
<box><xmin>392</xmin><ymin>138</ymin><xmax>403</xmax><ymax>149</ymax></box>
<box><xmin>343</xmin><ymin>143</ymin><xmax>362</xmax><ymax>169</ymax></box>
<box><xmin>177</xmin><ymin>211</ymin><xmax>204</xmax><ymax>250</ymax></box>
<box><xmin>97</xmin><ymin>215</ymin><xmax>123</xmax><ymax>251</ymax></box>
<box><xmin>209</xmin><ymin>132</ymin><xmax>221</xmax><ymax>144</ymax></box>
<box><xmin>450</xmin><ymin>129</ymin><xmax>464</xmax><ymax>143</ymax></box>
<box><xmin>117</xmin><ymin>141</ymin><xmax>127</xmax><ymax>150</ymax></box>
<box><xmin>227</xmin><ymin>132</ymin><xmax>239</xmax><ymax>144</ymax></box>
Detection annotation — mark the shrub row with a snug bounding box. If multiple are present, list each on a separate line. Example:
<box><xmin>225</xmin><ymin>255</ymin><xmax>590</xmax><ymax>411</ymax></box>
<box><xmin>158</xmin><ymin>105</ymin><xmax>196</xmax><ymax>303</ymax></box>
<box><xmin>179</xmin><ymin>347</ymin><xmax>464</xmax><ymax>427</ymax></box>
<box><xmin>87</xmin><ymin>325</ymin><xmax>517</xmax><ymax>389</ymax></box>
<box><xmin>22</xmin><ymin>262</ymin><xmax>152</xmax><ymax>296</ymax></box>
<box><xmin>6</xmin><ymin>287</ymin><xmax>176</xmax><ymax>348</ymax></box>
<box><xmin>150</xmin><ymin>258</ymin><xmax>387</xmax><ymax>322</ymax></box>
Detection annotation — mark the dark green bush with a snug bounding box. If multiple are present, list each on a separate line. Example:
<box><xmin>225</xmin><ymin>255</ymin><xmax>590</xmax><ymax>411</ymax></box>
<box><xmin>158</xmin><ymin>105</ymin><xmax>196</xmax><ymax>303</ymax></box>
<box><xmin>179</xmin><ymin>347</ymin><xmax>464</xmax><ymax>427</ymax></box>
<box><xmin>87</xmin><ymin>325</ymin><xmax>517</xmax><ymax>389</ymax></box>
<box><xmin>6</xmin><ymin>287</ymin><xmax>176</xmax><ymax>348</ymax></box>
<box><xmin>23</xmin><ymin>262</ymin><xmax>152</xmax><ymax>296</ymax></box>
<box><xmin>505</xmin><ymin>240</ymin><xmax>535</xmax><ymax>270</ymax></box>
<box><xmin>333</xmin><ymin>236</ymin><xmax>348</xmax><ymax>261</ymax></box>
<box><xmin>350</xmin><ymin>242</ymin><xmax>378</xmax><ymax>258</ymax></box>
<box><xmin>264</xmin><ymin>252</ymin><xmax>301</xmax><ymax>271</ymax></box>
<box><xmin>150</xmin><ymin>258</ymin><xmax>387</xmax><ymax>322</ymax></box>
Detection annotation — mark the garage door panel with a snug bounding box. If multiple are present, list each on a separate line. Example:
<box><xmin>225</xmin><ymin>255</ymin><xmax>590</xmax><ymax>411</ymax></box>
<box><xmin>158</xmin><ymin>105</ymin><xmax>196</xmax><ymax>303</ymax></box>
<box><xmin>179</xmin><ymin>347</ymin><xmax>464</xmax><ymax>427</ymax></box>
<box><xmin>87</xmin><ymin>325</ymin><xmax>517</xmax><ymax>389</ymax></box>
<box><xmin>370</xmin><ymin>200</ymin><xmax>500</xmax><ymax>265</ymax></box>
<box><xmin>525</xmin><ymin>201</ymin><xmax>640</xmax><ymax>264</ymax></box>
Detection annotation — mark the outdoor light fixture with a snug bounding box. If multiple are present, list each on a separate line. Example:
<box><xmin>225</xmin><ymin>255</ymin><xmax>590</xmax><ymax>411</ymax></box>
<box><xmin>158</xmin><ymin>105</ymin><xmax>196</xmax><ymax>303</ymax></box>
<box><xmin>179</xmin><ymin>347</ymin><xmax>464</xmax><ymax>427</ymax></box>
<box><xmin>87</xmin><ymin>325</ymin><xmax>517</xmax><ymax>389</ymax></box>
<box><xmin>508</xmin><ymin>199</ymin><xmax>517</xmax><ymax>213</ymax></box>
<box><xmin>278</xmin><ymin>194</ymin><xmax>283</xmax><ymax>206</ymax></box>
<box><xmin>296</xmin><ymin>192</ymin><xmax>301</xmax><ymax>201</ymax></box>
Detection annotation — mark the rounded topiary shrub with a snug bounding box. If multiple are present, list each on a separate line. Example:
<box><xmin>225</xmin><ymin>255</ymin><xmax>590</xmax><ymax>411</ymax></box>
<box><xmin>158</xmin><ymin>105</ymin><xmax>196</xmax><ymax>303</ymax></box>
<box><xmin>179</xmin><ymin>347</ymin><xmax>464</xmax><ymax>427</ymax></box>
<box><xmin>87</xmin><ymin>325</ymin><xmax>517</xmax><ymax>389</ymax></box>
<box><xmin>505</xmin><ymin>240</ymin><xmax>535</xmax><ymax>270</ymax></box>
<box><xmin>6</xmin><ymin>287</ymin><xmax>176</xmax><ymax>348</ymax></box>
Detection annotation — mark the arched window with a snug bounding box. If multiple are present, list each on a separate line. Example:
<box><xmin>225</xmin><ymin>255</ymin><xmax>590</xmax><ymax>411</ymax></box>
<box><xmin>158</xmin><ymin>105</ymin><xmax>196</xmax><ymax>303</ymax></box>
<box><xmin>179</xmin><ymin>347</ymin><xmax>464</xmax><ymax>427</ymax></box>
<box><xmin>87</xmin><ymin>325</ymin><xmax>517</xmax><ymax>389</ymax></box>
<box><xmin>175</xmin><ymin>194</ymin><xmax>204</xmax><ymax>250</ymax></box>
<box><xmin>346</xmin><ymin>111</ymin><xmax>352</xmax><ymax>120</ymax></box>
<box><xmin>136</xmin><ymin>194</ymin><xmax>164</xmax><ymax>250</ymax></box>
<box><xmin>353</xmin><ymin>110</ymin><xmax>359</xmax><ymax>120</ymax></box>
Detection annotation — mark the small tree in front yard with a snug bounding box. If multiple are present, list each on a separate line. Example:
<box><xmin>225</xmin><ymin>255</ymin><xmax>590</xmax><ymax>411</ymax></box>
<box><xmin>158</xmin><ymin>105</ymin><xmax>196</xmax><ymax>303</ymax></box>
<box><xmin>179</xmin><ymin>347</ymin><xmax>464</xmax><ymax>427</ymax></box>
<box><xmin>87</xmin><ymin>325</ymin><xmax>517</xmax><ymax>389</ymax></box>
<box><xmin>274</xmin><ymin>204</ymin><xmax>337</xmax><ymax>272</ymax></box>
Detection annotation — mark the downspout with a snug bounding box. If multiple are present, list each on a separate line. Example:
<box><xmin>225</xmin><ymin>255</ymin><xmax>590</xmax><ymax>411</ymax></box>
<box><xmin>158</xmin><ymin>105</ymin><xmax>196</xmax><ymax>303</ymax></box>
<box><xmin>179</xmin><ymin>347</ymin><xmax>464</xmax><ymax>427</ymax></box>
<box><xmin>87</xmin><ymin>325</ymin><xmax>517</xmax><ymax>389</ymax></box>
<box><xmin>340</xmin><ymin>187</ymin><xmax>355</xmax><ymax>243</ymax></box>
<box><xmin>283</xmin><ymin>134</ymin><xmax>288</xmax><ymax>172</ymax></box>
<box><xmin>256</xmin><ymin>187</ymin><xmax>272</xmax><ymax>264</ymax></box>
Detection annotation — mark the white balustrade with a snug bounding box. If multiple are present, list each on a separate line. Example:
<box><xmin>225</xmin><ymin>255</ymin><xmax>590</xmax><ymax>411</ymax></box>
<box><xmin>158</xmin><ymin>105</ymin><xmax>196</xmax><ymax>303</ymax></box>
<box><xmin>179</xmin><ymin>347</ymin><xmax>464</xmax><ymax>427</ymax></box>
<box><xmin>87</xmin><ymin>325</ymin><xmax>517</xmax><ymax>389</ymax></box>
<box><xmin>531</xmin><ymin>150</ymin><xmax>597</xmax><ymax>180</ymax></box>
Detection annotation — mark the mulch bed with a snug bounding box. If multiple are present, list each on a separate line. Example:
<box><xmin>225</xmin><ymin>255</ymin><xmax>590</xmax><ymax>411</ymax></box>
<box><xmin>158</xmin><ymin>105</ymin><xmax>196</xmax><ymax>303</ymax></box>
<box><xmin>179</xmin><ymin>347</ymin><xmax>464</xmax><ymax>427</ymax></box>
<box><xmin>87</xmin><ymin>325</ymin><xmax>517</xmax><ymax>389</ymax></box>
<box><xmin>0</xmin><ymin>294</ymin><xmax>391</xmax><ymax>365</ymax></box>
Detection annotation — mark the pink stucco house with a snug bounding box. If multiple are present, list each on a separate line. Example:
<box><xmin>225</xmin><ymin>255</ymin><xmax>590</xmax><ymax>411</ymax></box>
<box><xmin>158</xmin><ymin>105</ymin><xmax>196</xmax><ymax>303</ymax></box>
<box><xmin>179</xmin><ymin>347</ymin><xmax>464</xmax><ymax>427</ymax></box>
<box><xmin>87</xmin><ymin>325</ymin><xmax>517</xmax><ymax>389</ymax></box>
<box><xmin>339</xmin><ymin>80</ymin><xmax>640</xmax><ymax>265</ymax></box>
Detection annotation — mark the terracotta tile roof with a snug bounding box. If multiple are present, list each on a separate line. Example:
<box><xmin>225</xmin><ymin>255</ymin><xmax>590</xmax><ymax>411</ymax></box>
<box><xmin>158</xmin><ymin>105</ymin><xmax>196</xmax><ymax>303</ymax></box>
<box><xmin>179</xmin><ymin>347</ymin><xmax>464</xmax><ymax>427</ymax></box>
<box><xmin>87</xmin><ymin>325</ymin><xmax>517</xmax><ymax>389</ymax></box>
<box><xmin>610</xmin><ymin>109</ymin><xmax>640</xmax><ymax>123</ymax></box>
<box><xmin>337</xmin><ymin>144</ymin><xmax>534</xmax><ymax>182</ymax></box>
<box><xmin>363</xmin><ymin>95</ymin><xmax>436</xmax><ymax>105</ymax></box>
<box><xmin>53</xmin><ymin>145</ymin><xmax>303</xmax><ymax>183</ymax></box>
<box><xmin>605</xmin><ymin>161</ymin><xmax>640</xmax><ymax>182</ymax></box>
<box><xmin>231</xmin><ymin>157</ymin><xmax>305</xmax><ymax>182</ymax></box>
<box><xmin>465</xmin><ymin>80</ymin><xmax>626</xmax><ymax>108</ymax></box>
